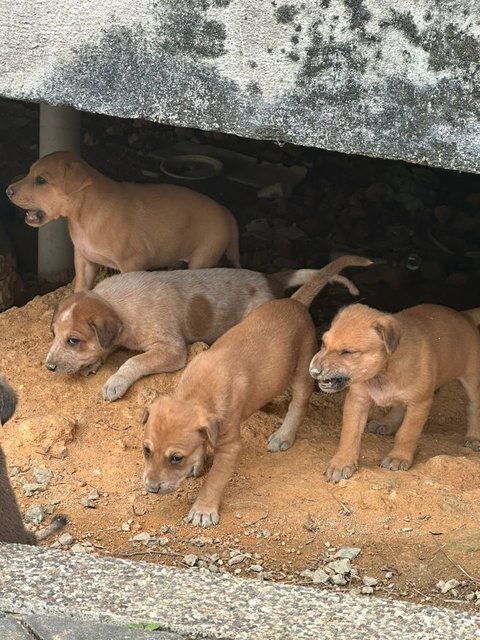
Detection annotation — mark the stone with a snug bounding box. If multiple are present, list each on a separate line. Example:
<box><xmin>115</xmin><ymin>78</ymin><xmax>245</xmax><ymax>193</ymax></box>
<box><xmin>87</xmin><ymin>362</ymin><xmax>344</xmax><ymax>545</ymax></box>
<box><xmin>24</xmin><ymin>504</ymin><xmax>45</xmax><ymax>525</ymax></box>
<box><xmin>331</xmin><ymin>574</ymin><xmax>347</xmax><ymax>586</ymax></box>
<box><xmin>437</xmin><ymin>579</ymin><xmax>461</xmax><ymax>594</ymax></box>
<box><xmin>327</xmin><ymin>558</ymin><xmax>351</xmax><ymax>576</ymax></box>
<box><xmin>18</xmin><ymin>415</ymin><xmax>76</xmax><ymax>457</ymax></box>
<box><xmin>32</xmin><ymin>468</ymin><xmax>53</xmax><ymax>486</ymax></box>
<box><xmin>183</xmin><ymin>554</ymin><xmax>198</xmax><ymax>567</ymax></box>
<box><xmin>363</xmin><ymin>576</ymin><xmax>378</xmax><ymax>587</ymax></box>
<box><xmin>228</xmin><ymin>554</ymin><xmax>246</xmax><ymax>566</ymax></box>
<box><xmin>334</xmin><ymin>547</ymin><xmax>361</xmax><ymax>560</ymax></box>
<box><xmin>312</xmin><ymin>568</ymin><xmax>330</xmax><ymax>584</ymax></box>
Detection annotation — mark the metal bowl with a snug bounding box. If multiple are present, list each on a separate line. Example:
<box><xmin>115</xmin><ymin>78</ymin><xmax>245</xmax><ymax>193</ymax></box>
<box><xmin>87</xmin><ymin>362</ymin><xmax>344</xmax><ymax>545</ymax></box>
<box><xmin>160</xmin><ymin>154</ymin><xmax>223</xmax><ymax>180</ymax></box>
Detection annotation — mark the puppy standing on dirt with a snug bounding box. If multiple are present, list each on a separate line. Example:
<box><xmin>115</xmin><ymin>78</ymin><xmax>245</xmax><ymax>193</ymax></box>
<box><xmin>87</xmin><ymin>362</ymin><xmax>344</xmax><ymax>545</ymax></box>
<box><xmin>0</xmin><ymin>377</ymin><xmax>67</xmax><ymax>544</ymax></box>
<box><xmin>6</xmin><ymin>151</ymin><xmax>241</xmax><ymax>291</ymax></box>
<box><xmin>46</xmin><ymin>264</ymin><xmax>362</xmax><ymax>402</ymax></box>
<box><xmin>141</xmin><ymin>256</ymin><xmax>372</xmax><ymax>527</ymax></box>
<box><xmin>309</xmin><ymin>303</ymin><xmax>480</xmax><ymax>483</ymax></box>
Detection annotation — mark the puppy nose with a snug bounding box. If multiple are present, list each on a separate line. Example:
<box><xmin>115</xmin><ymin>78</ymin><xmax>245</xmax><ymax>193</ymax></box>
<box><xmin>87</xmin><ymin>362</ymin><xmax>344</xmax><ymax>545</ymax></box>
<box><xmin>145</xmin><ymin>482</ymin><xmax>160</xmax><ymax>493</ymax></box>
<box><xmin>45</xmin><ymin>362</ymin><xmax>57</xmax><ymax>372</ymax></box>
<box><xmin>309</xmin><ymin>366</ymin><xmax>322</xmax><ymax>378</ymax></box>
<box><xmin>6</xmin><ymin>185</ymin><xmax>14</xmax><ymax>198</ymax></box>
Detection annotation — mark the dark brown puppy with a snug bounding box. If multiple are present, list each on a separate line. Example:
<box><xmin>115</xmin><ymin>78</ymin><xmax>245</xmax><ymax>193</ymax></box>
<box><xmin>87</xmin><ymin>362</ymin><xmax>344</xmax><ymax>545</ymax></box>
<box><xmin>0</xmin><ymin>378</ymin><xmax>67</xmax><ymax>544</ymax></box>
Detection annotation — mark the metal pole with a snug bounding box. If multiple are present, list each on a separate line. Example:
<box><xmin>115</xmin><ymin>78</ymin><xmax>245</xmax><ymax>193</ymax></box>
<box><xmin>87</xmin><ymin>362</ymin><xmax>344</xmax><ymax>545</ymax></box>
<box><xmin>38</xmin><ymin>103</ymin><xmax>81</xmax><ymax>282</ymax></box>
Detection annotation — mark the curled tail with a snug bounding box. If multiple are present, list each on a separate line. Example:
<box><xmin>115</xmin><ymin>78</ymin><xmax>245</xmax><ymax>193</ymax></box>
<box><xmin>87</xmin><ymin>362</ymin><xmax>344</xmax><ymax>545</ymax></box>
<box><xmin>291</xmin><ymin>255</ymin><xmax>372</xmax><ymax>308</ymax></box>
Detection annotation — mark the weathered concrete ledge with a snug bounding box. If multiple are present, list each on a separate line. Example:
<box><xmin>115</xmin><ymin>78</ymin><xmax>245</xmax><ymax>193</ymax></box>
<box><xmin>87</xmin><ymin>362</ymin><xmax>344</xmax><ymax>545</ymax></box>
<box><xmin>0</xmin><ymin>544</ymin><xmax>479</xmax><ymax>639</ymax></box>
<box><xmin>0</xmin><ymin>1</ymin><xmax>479</xmax><ymax>174</ymax></box>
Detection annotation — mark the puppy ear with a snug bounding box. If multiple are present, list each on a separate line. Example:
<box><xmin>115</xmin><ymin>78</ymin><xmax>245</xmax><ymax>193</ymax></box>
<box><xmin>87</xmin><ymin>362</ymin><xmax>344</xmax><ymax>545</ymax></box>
<box><xmin>89</xmin><ymin>315</ymin><xmax>123</xmax><ymax>350</ymax></box>
<box><xmin>198</xmin><ymin>415</ymin><xmax>220</xmax><ymax>447</ymax></box>
<box><xmin>141</xmin><ymin>407</ymin><xmax>149</xmax><ymax>425</ymax></box>
<box><xmin>373</xmin><ymin>317</ymin><xmax>401</xmax><ymax>354</ymax></box>
<box><xmin>63</xmin><ymin>161</ymin><xmax>92</xmax><ymax>195</ymax></box>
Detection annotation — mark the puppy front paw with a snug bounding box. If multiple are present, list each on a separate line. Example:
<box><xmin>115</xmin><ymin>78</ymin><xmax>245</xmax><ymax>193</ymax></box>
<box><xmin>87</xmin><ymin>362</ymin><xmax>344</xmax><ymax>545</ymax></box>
<box><xmin>103</xmin><ymin>374</ymin><xmax>130</xmax><ymax>402</ymax></box>
<box><xmin>325</xmin><ymin>457</ymin><xmax>358</xmax><ymax>483</ymax></box>
<box><xmin>185</xmin><ymin>505</ymin><xmax>220</xmax><ymax>528</ymax></box>
<box><xmin>267</xmin><ymin>428</ymin><xmax>294</xmax><ymax>452</ymax></box>
<box><xmin>380</xmin><ymin>455</ymin><xmax>412</xmax><ymax>471</ymax></box>
<box><xmin>464</xmin><ymin>437</ymin><xmax>480</xmax><ymax>452</ymax></box>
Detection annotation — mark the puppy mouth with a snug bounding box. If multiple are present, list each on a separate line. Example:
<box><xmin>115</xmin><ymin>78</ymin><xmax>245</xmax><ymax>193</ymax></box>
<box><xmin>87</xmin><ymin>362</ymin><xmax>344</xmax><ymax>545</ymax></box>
<box><xmin>24</xmin><ymin>209</ymin><xmax>47</xmax><ymax>226</ymax></box>
<box><xmin>317</xmin><ymin>376</ymin><xmax>350</xmax><ymax>393</ymax></box>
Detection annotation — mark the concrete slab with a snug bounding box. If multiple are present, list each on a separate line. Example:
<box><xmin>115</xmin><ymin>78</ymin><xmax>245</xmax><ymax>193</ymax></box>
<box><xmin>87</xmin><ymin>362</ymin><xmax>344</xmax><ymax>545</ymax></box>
<box><xmin>0</xmin><ymin>544</ymin><xmax>479</xmax><ymax>640</ymax></box>
<box><xmin>23</xmin><ymin>615</ymin><xmax>182</xmax><ymax>640</ymax></box>
<box><xmin>0</xmin><ymin>615</ymin><xmax>32</xmax><ymax>639</ymax></box>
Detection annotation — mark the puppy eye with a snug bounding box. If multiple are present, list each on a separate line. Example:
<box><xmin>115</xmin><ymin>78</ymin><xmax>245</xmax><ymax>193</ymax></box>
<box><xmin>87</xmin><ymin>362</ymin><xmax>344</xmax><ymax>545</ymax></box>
<box><xmin>340</xmin><ymin>349</ymin><xmax>354</xmax><ymax>356</ymax></box>
<box><xmin>66</xmin><ymin>337</ymin><xmax>80</xmax><ymax>347</ymax></box>
<box><xmin>143</xmin><ymin>445</ymin><xmax>152</xmax><ymax>458</ymax></box>
<box><xmin>169</xmin><ymin>453</ymin><xmax>184</xmax><ymax>465</ymax></box>
<box><xmin>35</xmin><ymin>175</ymin><xmax>47</xmax><ymax>185</ymax></box>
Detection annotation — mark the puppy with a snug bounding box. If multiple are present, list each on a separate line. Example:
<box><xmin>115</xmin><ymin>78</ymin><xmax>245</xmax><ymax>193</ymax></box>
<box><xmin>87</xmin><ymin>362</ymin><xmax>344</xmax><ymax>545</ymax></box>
<box><xmin>309</xmin><ymin>303</ymin><xmax>480</xmax><ymax>482</ymax></box>
<box><xmin>46</xmin><ymin>263</ymin><xmax>364</xmax><ymax>402</ymax></box>
<box><xmin>142</xmin><ymin>255</ymin><xmax>372</xmax><ymax>527</ymax></box>
<box><xmin>0</xmin><ymin>377</ymin><xmax>68</xmax><ymax>544</ymax></box>
<box><xmin>6</xmin><ymin>151</ymin><xmax>240</xmax><ymax>291</ymax></box>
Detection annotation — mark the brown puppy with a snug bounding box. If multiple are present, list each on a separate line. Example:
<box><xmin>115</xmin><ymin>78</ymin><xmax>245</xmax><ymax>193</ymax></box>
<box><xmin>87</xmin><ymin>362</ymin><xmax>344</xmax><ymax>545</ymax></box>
<box><xmin>46</xmin><ymin>265</ymin><xmax>362</xmax><ymax>402</ymax></box>
<box><xmin>0</xmin><ymin>377</ymin><xmax>68</xmax><ymax>544</ymax></box>
<box><xmin>6</xmin><ymin>151</ymin><xmax>240</xmax><ymax>290</ymax></box>
<box><xmin>142</xmin><ymin>255</ymin><xmax>372</xmax><ymax>527</ymax></box>
<box><xmin>309</xmin><ymin>303</ymin><xmax>480</xmax><ymax>483</ymax></box>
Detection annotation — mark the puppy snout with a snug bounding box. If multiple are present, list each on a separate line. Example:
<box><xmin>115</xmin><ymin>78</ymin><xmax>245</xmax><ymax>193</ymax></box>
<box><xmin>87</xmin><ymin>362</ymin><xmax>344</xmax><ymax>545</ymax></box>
<box><xmin>309</xmin><ymin>365</ymin><xmax>322</xmax><ymax>379</ymax></box>
<box><xmin>6</xmin><ymin>185</ymin><xmax>14</xmax><ymax>199</ymax></box>
<box><xmin>146</xmin><ymin>483</ymin><xmax>160</xmax><ymax>494</ymax></box>
<box><xmin>45</xmin><ymin>361</ymin><xmax>57</xmax><ymax>372</ymax></box>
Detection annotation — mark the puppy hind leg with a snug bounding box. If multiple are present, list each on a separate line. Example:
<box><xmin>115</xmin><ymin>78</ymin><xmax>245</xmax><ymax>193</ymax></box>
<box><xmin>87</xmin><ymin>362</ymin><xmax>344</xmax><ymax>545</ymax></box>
<box><xmin>366</xmin><ymin>405</ymin><xmax>405</xmax><ymax>436</ymax></box>
<box><xmin>267</xmin><ymin>370</ymin><xmax>314</xmax><ymax>453</ymax></box>
<box><xmin>381</xmin><ymin>399</ymin><xmax>432</xmax><ymax>471</ymax></box>
<box><xmin>460</xmin><ymin>372</ymin><xmax>480</xmax><ymax>451</ymax></box>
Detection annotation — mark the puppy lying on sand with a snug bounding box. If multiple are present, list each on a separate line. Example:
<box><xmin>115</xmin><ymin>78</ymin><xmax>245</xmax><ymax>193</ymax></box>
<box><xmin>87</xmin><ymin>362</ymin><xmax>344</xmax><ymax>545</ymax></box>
<box><xmin>0</xmin><ymin>377</ymin><xmax>67</xmax><ymax>544</ymax></box>
<box><xmin>309</xmin><ymin>303</ymin><xmax>480</xmax><ymax>482</ymax></box>
<box><xmin>6</xmin><ymin>151</ymin><xmax>240</xmax><ymax>291</ymax></box>
<box><xmin>141</xmin><ymin>256</ymin><xmax>371</xmax><ymax>527</ymax></box>
<box><xmin>47</xmin><ymin>265</ymin><xmax>362</xmax><ymax>402</ymax></box>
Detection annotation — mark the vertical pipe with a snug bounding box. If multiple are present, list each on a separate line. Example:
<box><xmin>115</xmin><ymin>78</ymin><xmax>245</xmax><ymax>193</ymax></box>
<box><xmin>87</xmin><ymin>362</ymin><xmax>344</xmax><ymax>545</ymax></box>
<box><xmin>38</xmin><ymin>103</ymin><xmax>81</xmax><ymax>282</ymax></box>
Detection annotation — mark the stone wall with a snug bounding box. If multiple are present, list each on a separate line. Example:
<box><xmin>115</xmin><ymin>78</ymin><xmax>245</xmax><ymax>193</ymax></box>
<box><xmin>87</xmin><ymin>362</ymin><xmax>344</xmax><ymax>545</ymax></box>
<box><xmin>0</xmin><ymin>1</ymin><xmax>479</xmax><ymax>173</ymax></box>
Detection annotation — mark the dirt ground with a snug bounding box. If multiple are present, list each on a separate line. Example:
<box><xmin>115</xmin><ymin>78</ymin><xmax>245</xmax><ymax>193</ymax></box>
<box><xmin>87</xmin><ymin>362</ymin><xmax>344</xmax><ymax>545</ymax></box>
<box><xmin>1</xmin><ymin>284</ymin><xmax>480</xmax><ymax>611</ymax></box>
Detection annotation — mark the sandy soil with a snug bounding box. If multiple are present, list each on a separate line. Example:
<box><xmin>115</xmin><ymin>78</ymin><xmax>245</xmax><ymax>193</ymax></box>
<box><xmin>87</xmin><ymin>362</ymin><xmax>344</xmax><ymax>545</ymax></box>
<box><xmin>1</xmin><ymin>285</ymin><xmax>480</xmax><ymax>610</ymax></box>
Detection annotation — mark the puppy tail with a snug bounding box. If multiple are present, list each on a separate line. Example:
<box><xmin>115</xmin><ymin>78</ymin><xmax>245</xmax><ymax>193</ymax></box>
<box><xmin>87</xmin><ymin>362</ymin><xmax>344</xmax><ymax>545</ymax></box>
<box><xmin>291</xmin><ymin>255</ymin><xmax>373</xmax><ymax>308</ymax></box>
<box><xmin>463</xmin><ymin>307</ymin><xmax>480</xmax><ymax>327</ymax></box>
<box><xmin>271</xmin><ymin>269</ymin><xmax>360</xmax><ymax>297</ymax></box>
<box><xmin>35</xmin><ymin>514</ymin><xmax>69</xmax><ymax>543</ymax></box>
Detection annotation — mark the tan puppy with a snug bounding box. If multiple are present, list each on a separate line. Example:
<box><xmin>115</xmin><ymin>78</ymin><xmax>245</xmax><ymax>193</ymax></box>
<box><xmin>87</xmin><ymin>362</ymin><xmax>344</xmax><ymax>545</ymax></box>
<box><xmin>6</xmin><ymin>151</ymin><xmax>240</xmax><ymax>290</ymax></box>
<box><xmin>0</xmin><ymin>377</ymin><xmax>68</xmax><ymax>544</ymax></box>
<box><xmin>309</xmin><ymin>303</ymin><xmax>480</xmax><ymax>483</ymax></box>
<box><xmin>46</xmin><ymin>265</ymin><xmax>362</xmax><ymax>402</ymax></box>
<box><xmin>142</xmin><ymin>255</ymin><xmax>372</xmax><ymax>527</ymax></box>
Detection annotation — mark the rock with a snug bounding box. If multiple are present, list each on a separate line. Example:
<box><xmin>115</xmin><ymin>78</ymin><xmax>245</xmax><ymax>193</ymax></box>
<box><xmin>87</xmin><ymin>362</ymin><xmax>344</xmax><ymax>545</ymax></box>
<box><xmin>58</xmin><ymin>533</ymin><xmax>74</xmax><ymax>546</ymax></box>
<box><xmin>18</xmin><ymin>415</ymin><xmax>76</xmax><ymax>457</ymax></box>
<box><xmin>87</xmin><ymin>488</ymin><xmax>100</xmax><ymax>501</ymax></box>
<box><xmin>361</xmin><ymin>586</ymin><xmax>374</xmax><ymax>595</ymax></box>
<box><xmin>24</xmin><ymin>504</ymin><xmax>45</xmax><ymax>525</ymax></box>
<box><xmin>327</xmin><ymin>558</ymin><xmax>351</xmax><ymax>576</ymax></box>
<box><xmin>331</xmin><ymin>574</ymin><xmax>347</xmax><ymax>586</ymax></box>
<box><xmin>183</xmin><ymin>554</ymin><xmax>198</xmax><ymax>567</ymax></box>
<box><xmin>80</xmin><ymin>498</ymin><xmax>96</xmax><ymax>509</ymax></box>
<box><xmin>363</xmin><ymin>576</ymin><xmax>378</xmax><ymax>587</ymax></box>
<box><xmin>158</xmin><ymin>537</ymin><xmax>169</xmax><ymax>547</ymax></box>
<box><xmin>23</xmin><ymin>483</ymin><xmax>45</xmax><ymax>497</ymax></box>
<box><xmin>131</xmin><ymin>532</ymin><xmax>152</xmax><ymax>544</ymax></box>
<box><xmin>70</xmin><ymin>543</ymin><xmax>91</xmax><ymax>554</ymax></box>
<box><xmin>335</xmin><ymin>547</ymin><xmax>361</xmax><ymax>560</ymax></box>
<box><xmin>312</xmin><ymin>568</ymin><xmax>330</xmax><ymax>584</ymax></box>
<box><xmin>228</xmin><ymin>554</ymin><xmax>246</xmax><ymax>566</ymax></box>
<box><xmin>437</xmin><ymin>579</ymin><xmax>460</xmax><ymax>594</ymax></box>
<box><xmin>249</xmin><ymin>564</ymin><xmax>263</xmax><ymax>573</ymax></box>
<box><xmin>33</xmin><ymin>467</ymin><xmax>53</xmax><ymax>486</ymax></box>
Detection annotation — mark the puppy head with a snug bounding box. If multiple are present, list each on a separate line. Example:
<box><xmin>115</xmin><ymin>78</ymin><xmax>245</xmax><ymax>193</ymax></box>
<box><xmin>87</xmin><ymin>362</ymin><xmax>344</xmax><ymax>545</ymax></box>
<box><xmin>0</xmin><ymin>377</ymin><xmax>17</xmax><ymax>426</ymax></box>
<box><xmin>142</xmin><ymin>397</ymin><xmax>220</xmax><ymax>494</ymax></box>
<box><xmin>46</xmin><ymin>292</ymin><xmax>122</xmax><ymax>375</ymax></box>
<box><xmin>309</xmin><ymin>303</ymin><xmax>401</xmax><ymax>393</ymax></box>
<box><xmin>6</xmin><ymin>151</ymin><xmax>92</xmax><ymax>227</ymax></box>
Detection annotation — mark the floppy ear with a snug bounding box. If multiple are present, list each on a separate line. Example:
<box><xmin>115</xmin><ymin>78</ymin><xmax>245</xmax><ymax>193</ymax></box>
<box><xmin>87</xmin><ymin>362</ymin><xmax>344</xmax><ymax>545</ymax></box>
<box><xmin>198</xmin><ymin>415</ymin><xmax>221</xmax><ymax>447</ymax></box>
<box><xmin>63</xmin><ymin>161</ymin><xmax>92</xmax><ymax>195</ymax></box>
<box><xmin>141</xmin><ymin>407</ymin><xmax>149</xmax><ymax>425</ymax></box>
<box><xmin>89</xmin><ymin>314</ymin><xmax>123</xmax><ymax>350</ymax></box>
<box><xmin>373</xmin><ymin>317</ymin><xmax>401</xmax><ymax>354</ymax></box>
